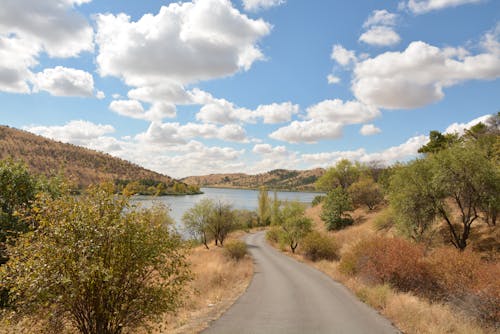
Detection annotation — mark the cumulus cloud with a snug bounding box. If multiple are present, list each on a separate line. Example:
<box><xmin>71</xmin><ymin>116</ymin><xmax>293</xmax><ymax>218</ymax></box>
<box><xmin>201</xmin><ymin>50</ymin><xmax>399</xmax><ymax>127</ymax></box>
<box><xmin>0</xmin><ymin>36</ymin><xmax>39</xmax><ymax>93</ymax></box>
<box><xmin>269</xmin><ymin>120</ymin><xmax>344</xmax><ymax>143</ymax></box>
<box><xmin>331</xmin><ymin>44</ymin><xmax>357</xmax><ymax>67</ymax></box>
<box><xmin>352</xmin><ymin>29</ymin><xmax>500</xmax><ymax>109</ymax></box>
<box><xmin>444</xmin><ymin>114</ymin><xmax>493</xmax><ymax>135</ymax></box>
<box><xmin>327</xmin><ymin>74</ymin><xmax>341</xmax><ymax>84</ymax></box>
<box><xmin>23</xmin><ymin>120</ymin><xmax>116</xmax><ymax>147</ymax></box>
<box><xmin>252</xmin><ymin>143</ymin><xmax>288</xmax><ymax>155</ymax></box>
<box><xmin>0</xmin><ymin>0</ymin><xmax>93</xmax><ymax>58</ymax></box>
<box><xmin>363</xmin><ymin>9</ymin><xmax>398</xmax><ymax>28</ymax></box>
<box><xmin>109</xmin><ymin>100</ymin><xmax>176</xmax><ymax>121</ymax></box>
<box><xmin>242</xmin><ymin>0</ymin><xmax>285</xmax><ymax>11</ymax></box>
<box><xmin>359</xmin><ymin>26</ymin><xmax>401</xmax><ymax>46</ymax></box>
<box><xmin>96</xmin><ymin>91</ymin><xmax>105</xmax><ymax>99</ymax></box>
<box><xmin>95</xmin><ymin>0</ymin><xmax>270</xmax><ymax>87</ymax></box>
<box><xmin>402</xmin><ymin>0</ymin><xmax>482</xmax><ymax>14</ymax></box>
<box><xmin>254</xmin><ymin>102</ymin><xmax>299</xmax><ymax>124</ymax></box>
<box><xmin>32</xmin><ymin>66</ymin><xmax>94</xmax><ymax>97</ymax></box>
<box><xmin>360</xmin><ymin>124</ymin><xmax>382</xmax><ymax>136</ymax></box>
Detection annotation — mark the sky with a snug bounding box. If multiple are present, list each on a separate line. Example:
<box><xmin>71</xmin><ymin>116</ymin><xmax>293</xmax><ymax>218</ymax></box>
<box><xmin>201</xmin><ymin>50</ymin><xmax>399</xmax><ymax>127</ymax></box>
<box><xmin>0</xmin><ymin>0</ymin><xmax>499</xmax><ymax>178</ymax></box>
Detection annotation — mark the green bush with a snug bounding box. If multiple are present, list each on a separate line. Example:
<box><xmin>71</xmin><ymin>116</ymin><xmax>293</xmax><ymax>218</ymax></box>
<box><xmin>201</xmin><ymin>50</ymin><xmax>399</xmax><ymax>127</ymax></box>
<box><xmin>266</xmin><ymin>226</ymin><xmax>281</xmax><ymax>243</ymax></box>
<box><xmin>224</xmin><ymin>240</ymin><xmax>247</xmax><ymax>261</ymax></box>
<box><xmin>301</xmin><ymin>231</ymin><xmax>339</xmax><ymax>261</ymax></box>
<box><xmin>311</xmin><ymin>195</ymin><xmax>325</xmax><ymax>206</ymax></box>
<box><xmin>373</xmin><ymin>208</ymin><xmax>396</xmax><ymax>232</ymax></box>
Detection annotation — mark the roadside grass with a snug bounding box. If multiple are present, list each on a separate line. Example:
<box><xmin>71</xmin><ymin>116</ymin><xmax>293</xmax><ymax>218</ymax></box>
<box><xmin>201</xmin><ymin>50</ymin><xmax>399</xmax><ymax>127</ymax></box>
<box><xmin>273</xmin><ymin>205</ymin><xmax>498</xmax><ymax>334</ymax></box>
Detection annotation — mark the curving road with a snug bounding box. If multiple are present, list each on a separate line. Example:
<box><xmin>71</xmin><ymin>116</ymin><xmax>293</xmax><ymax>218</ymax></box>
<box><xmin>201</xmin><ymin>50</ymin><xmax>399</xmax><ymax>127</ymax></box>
<box><xmin>203</xmin><ymin>231</ymin><xmax>399</xmax><ymax>334</ymax></box>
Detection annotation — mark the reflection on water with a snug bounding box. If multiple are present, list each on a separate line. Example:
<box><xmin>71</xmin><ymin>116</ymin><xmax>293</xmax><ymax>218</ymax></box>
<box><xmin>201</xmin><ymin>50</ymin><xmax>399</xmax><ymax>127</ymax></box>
<box><xmin>131</xmin><ymin>187</ymin><xmax>320</xmax><ymax>234</ymax></box>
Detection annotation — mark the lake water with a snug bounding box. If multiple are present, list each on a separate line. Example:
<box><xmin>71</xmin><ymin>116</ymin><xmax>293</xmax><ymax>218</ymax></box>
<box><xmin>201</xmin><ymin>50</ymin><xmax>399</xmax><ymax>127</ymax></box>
<box><xmin>132</xmin><ymin>187</ymin><xmax>320</xmax><ymax>233</ymax></box>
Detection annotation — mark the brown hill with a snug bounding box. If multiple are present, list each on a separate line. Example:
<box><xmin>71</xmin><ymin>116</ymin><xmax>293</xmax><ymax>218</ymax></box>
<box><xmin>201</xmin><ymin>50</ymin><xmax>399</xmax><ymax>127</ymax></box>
<box><xmin>182</xmin><ymin>168</ymin><xmax>325</xmax><ymax>191</ymax></box>
<box><xmin>0</xmin><ymin>125</ymin><xmax>174</xmax><ymax>187</ymax></box>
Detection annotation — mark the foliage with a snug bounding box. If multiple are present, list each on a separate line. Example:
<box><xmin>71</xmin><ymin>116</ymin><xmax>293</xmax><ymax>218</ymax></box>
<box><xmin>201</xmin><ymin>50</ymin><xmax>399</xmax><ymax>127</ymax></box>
<box><xmin>270</xmin><ymin>190</ymin><xmax>281</xmax><ymax>226</ymax></box>
<box><xmin>119</xmin><ymin>179</ymin><xmax>200</xmax><ymax>196</ymax></box>
<box><xmin>233</xmin><ymin>209</ymin><xmax>258</xmax><ymax>230</ymax></box>
<box><xmin>348</xmin><ymin>175</ymin><xmax>383</xmax><ymax>210</ymax></box>
<box><xmin>301</xmin><ymin>231</ymin><xmax>339</xmax><ymax>261</ymax></box>
<box><xmin>311</xmin><ymin>195</ymin><xmax>325</xmax><ymax>207</ymax></box>
<box><xmin>182</xmin><ymin>198</ymin><xmax>214</xmax><ymax>249</ymax></box>
<box><xmin>276</xmin><ymin>201</ymin><xmax>312</xmax><ymax>253</ymax></box>
<box><xmin>257</xmin><ymin>187</ymin><xmax>271</xmax><ymax>226</ymax></box>
<box><xmin>223</xmin><ymin>240</ymin><xmax>247</xmax><ymax>261</ymax></box>
<box><xmin>0</xmin><ymin>185</ymin><xmax>191</xmax><ymax>334</ymax></box>
<box><xmin>321</xmin><ymin>187</ymin><xmax>353</xmax><ymax>231</ymax></box>
<box><xmin>389</xmin><ymin>159</ymin><xmax>438</xmax><ymax>242</ymax></box>
<box><xmin>373</xmin><ymin>207</ymin><xmax>396</xmax><ymax>232</ymax></box>
<box><xmin>315</xmin><ymin>159</ymin><xmax>361</xmax><ymax>191</ymax></box>
<box><xmin>418</xmin><ymin>130</ymin><xmax>459</xmax><ymax>154</ymax></box>
<box><xmin>207</xmin><ymin>201</ymin><xmax>235</xmax><ymax>246</ymax></box>
<box><xmin>266</xmin><ymin>226</ymin><xmax>282</xmax><ymax>244</ymax></box>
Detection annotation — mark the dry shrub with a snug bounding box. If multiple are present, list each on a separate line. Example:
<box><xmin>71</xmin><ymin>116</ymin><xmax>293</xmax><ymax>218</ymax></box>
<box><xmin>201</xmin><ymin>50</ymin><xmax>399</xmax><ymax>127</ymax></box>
<box><xmin>223</xmin><ymin>240</ymin><xmax>247</xmax><ymax>261</ymax></box>
<box><xmin>266</xmin><ymin>226</ymin><xmax>281</xmax><ymax>243</ymax></box>
<box><xmin>339</xmin><ymin>236</ymin><xmax>430</xmax><ymax>293</ymax></box>
<box><xmin>301</xmin><ymin>231</ymin><xmax>339</xmax><ymax>262</ymax></box>
<box><xmin>355</xmin><ymin>284</ymin><xmax>393</xmax><ymax>310</ymax></box>
<box><xmin>426</xmin><ymin>247</ymin><xmax>500</xmax><ymax>324</ymax></box>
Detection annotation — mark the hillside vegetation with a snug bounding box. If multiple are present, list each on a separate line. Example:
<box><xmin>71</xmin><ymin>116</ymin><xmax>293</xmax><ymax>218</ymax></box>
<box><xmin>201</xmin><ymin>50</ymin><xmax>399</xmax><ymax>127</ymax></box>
<box><xmin>0</xmin><ymin>125</ymin><xmax>181</xmax><ymax>189</ymax></box>
<box><xmin>182</xmin><ymin>168</ymin><xmax>325</xmax><ymax>191</ymax></box>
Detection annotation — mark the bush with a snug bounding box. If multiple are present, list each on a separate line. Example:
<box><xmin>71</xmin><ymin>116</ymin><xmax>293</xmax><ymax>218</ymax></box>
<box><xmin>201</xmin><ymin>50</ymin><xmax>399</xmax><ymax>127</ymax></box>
<box><xmin>266</xmin><ymin>226</ymin><xmax>281</xmax><ymax>243</ymax></box>
<box><xmin>373</xmin><ymin>208</ymin><xmax>396</xmax><ymax>232</ymax></box>
<box><xmin>224</xmin><ymin>240</ymin><xmax>247</xmax><ymax>261</ymax></box>
<box><xmin>301</xmin><ymin>231</ymin><xmax>339</xmax><ymax>261</ymax></box>
<box><xmin>311</xmin><ymin>195</ymin><xmax>325</xmax><ymax>206</ymax></box>
<box><xmin>339</xmin><ymin>236</ymin><xmax>430</xmax><ymax>293</ymax></box>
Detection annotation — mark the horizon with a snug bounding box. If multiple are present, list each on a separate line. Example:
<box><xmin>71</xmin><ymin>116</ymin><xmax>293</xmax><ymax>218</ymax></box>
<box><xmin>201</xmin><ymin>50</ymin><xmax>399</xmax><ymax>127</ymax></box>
<box><xmin>0</xmin><ymin>0</ymin><xmax>499</xmax><ymax>178</ymax></box>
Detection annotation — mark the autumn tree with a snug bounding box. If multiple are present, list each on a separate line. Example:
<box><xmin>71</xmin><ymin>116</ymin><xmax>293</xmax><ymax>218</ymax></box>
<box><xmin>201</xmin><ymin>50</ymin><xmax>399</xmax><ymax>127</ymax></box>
<box><xmin>0</xmin><ymin>185</ymin><xmax>190</xmax><ymax>334</ymax></box>
<box><xmin>182</xmin><ymin>198</ymin><xmax>214</xmax><ymax>249</ymax></box>
<box><xmin>348</xmin><ymin>175</ymin><xmax>383</xmax><ymax>210</ymax></box>
<box><xmin>315</xmin><ymin>159</ymin><xmax>361</xmax><ymax>191</ymax></box>
<box><xmin>207</xmin><ymin>201</ymin><xmax>235</xmax><ymax>246</ymax></box>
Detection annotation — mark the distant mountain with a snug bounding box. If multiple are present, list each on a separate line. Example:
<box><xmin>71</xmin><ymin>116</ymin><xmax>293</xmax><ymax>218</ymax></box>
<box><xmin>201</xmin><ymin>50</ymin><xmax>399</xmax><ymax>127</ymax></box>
<box><xmin>0</xmin><ymin>125</ymin><xmax>175</xmax><ymax>187</ymax></box>
<box><xmin>182</xmin><ymin>168</ymin><xmax>325</xmax><ymax>191</ymax></box>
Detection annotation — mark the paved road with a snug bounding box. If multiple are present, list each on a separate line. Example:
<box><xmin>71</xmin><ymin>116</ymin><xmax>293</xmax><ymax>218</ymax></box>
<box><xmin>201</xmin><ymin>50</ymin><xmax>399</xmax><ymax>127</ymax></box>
<box><xmin>203</xmin><ymin>231</ymin><xmax>399</xmax><ymax>334</ymax></box>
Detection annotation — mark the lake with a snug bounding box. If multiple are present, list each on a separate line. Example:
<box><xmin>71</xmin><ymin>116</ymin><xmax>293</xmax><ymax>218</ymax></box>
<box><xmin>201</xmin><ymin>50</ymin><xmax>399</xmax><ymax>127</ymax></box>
<box><xmin>132</xmin><ymin>187</ymin><xmax>320</xmax><ymax>233</ymax></box>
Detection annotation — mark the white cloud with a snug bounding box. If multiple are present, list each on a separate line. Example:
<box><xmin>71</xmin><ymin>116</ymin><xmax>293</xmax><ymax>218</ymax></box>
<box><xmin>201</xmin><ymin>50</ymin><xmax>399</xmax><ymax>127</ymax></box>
<box><xmin>252</xmin><ymin>143</ymin><xmax>288</xmax><ymax>155</ymax></box>
<box><xmin>331</xmin><ymin>44</ymin><xmax>357</xmax><ymax>66</ymax></box>
<box><xmin>0</xmin><ymin>36</ymin><xmax>39</xmax><ymax>93</ymax></box>
<box><xmin>109</xmin><ymin>100</ymin><xmax>177</xmax><ymax>121</ymax></box>
<box><xmin>242</xmin><ymin>0</ymin><xmax>285</xmax><ymax>11</ymax></box>
<box><xmin>0</xmin><ymin>0</ymin><xmax>93</xmax><ymax>58</ymax></box>
<box><xmin>254</xmin><ymin>102</ymin><xmax>299</xmax><ymax>124</ymax></box>
<box><xmin>403</xmin><ymin>0</ymin><xmax>482</xmax><ymax>14</ymax></box>
<box><xmin>363</xmin><ymin>10</ymin><xmax>398</xmax><ymax>28</ymax></box>
<box><xmin>307</xmin><ymin>99</ymin><xmax>380</xmax><ymax>124</ymax></box>
<box><xmin>360</xmin><ymin>124</ymin><xmax>382</xmax><ymax>136</ymax></box>
<box><xmin>269</xmin><ymin>120</ymin><xmax>343</xmax><ymax>143</ymax></box>
<box><xmin>23</xmin><ymin>120</ymin><xmax>115</xmax><ymax>146</ymax></box>
<box><xmin>359</xmin><ymin>26</ymin><xmax>401</xmax><ymax>46</ymax></box>
<box><xmin>352</xmin><ymin>30</ymin><xmax>500</xmax><ymax>109</ymax></box>
<box><xmin>444</xmin><ymin>114</ymin><xmax>492</xmax><ymax>135</ymax></box>
<box><xmin>96</xmin><ymin>91</ymin><xmax>105</xmax><ymax>99</ymax></box>
<box><xmin>32</xmin><ymin>66</ymin><xmax>94</xmax><ymax>97</ymax></box>
<box><xmin>327</xmin><ymin>74</ymin><xmax>341</xmax><ymax>84</ymax></box>
<box><xmin>95</xmin><ymin>0</ymin><xmax>271</xmax><ymax>87</ymax></box>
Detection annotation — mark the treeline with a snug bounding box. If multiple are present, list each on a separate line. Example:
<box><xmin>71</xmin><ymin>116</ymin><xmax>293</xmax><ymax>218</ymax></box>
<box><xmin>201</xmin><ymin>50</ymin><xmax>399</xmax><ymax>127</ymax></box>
<box><xmin>115</xmin><ymin>179</ymin><xmax>201</xmax><ymax>196</ymax></box>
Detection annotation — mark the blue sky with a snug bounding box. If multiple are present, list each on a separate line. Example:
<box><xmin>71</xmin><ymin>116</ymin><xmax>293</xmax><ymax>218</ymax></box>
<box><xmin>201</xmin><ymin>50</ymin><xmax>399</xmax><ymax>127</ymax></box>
<box><xmin>0</xmin><ymin>0</ymin><xmax>498</xmax><ymax>177</ymax></box>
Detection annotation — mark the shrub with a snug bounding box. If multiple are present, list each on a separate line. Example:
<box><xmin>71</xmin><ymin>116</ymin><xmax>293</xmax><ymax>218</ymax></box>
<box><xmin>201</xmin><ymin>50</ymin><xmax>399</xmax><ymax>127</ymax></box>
<box><xmin>301</xmin><ymin>231</ymin><xmax>339</xmax><ymax>261</ymax></box>
<box><xmin>311</xmin><ymin>195</ymin><xmax>325</xmax><ymax>207</ymax></box>
<box><xmin>321</xmin><ymin>187</ymin><xmax>353</xmax><ymax>231</ymax></box>
<box><xmin>339</xmin><ymin>236</ymin><xmax>430</xmax><ymax>293</ymax></box>
<box><xmin>266</xmin><ymin>226</ymin><xmax>281</xmax><ymax>243</ymax></box>
<box><xmin>373</xmin><ymin>207</ymin><xmax>396</xmax><ymax>232</ymax></box>
<box><xmin>224</xmin><ymin>240</ymin><xmax>247</xmax><ymax>261</ymax></box>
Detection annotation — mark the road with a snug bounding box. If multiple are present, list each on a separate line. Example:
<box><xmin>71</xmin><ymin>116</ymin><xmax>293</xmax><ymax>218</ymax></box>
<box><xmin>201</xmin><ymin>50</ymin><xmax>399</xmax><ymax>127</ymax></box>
<box><xmin>203</xmin><ymin>231</ymin><xmax>399</xmax><ymax>334</ymax></box>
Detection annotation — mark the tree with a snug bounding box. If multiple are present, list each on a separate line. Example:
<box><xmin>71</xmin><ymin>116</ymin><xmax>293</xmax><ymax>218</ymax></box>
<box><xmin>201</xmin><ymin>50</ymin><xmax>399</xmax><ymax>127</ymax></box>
<box><xmin>257</xmin><ymin>187</ymin><xmax>271</xmax><ymax>226</ymax></box>
<box><xmin>270</xmin><ymin>190</ymin><xmax>281</xmax><ymax>226</ymax></box>
<box><xmin>389</xmin><ymin>159</ymin><xmax>438</xmax><ymax>242</ymax></box>
<box><xmin>418</xmin><ymin>130</ymin><xmax>459</xmax><ymax>154</ymax></box>
<box><xmin>278</xmin><ymin>201</ymin><xmax>312</xmax><ymax>253</ymax></box>
<box><xmin>348</xmin><ymin>175</ymin><xmax>383</xmax><ymax>210</ymax></box>
<box><xmin>0</xmin><ymin>185</ymin><xmax>191</xmax><ymax>334</ymax></box>
<box><xmin>182</xmin><ymin>198</ymin><xmax>214</xmax><ymax>249</ymax></box>
<box><xmin>321</xmin><ymin>187</ymin><xmax>353</xmax><ymax>231</ymax></box>
<box><xmin>430</xmin><ymin>144</ymin><xmax>499</xmax><ymax>250</ymax></box>
<box><xmin>207</xmin><ymin>201</ymin><xmax>235</xmax><ymax>246</ymax></box>
<box><xmin>315</xmin><ymin>159</ymin><xmax>361</xmax><ymax>191</ymax></box>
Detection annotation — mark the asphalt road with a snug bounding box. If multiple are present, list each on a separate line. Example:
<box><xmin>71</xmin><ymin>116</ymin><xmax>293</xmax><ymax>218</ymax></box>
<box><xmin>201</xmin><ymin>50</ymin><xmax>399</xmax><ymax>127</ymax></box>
<box><xmin>203</xmin><ymin>231</ymin><xmax>399</xmax><ymax>334</ymax></box>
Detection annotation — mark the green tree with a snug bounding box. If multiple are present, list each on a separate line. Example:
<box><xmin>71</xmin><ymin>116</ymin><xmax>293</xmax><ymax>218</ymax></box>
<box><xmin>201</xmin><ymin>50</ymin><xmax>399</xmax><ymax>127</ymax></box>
<box><xmin>0</xmin><ymin>185</ymin><xmax>190</xmax><ymax>334</ymax></box>
<box><xmin>321</xmin><ymin>187</ymin><xmax>353</xmax><ymax>231</ymax></box>
<box><xmin>270</xmin><ymin>190</ymin><xmax>281</xmax><ymax>226</ymax></box>
<box><xmin>418</xmin><ymin>130</ymin><xmax>459</xmax><ymax>154</ymax></box>
<box><xmin>182</xmin><ymin>198</ymin><xmax>214</xmax><ymax>249</ymax></box>
<box><xmin>278</xmin><ymin>201</ymin><xmax>312</xmax><ymax>253</ymax></box>
<box><xmin>207</xmin><ymin>201</ymin><xmax>235</xmax><ymax>246</ymax></box>
<box><xmin>257</xmin><ymin>187</ymin><xmax>271</xmax><ymax>226</ymax></box>
<box><xmin>389</xmin><ymin>159</ymin><xmax>438</xmax><ymax>242</ymax></box>
<box><xmin>348</xmin><ymin>175</ymin><xmax>383</xmax><ymax>210</ymax></box>
<box><xmin>315</xmin><ymin>159</ymin><xmax>361</xmax><ymax>191</ymax></box>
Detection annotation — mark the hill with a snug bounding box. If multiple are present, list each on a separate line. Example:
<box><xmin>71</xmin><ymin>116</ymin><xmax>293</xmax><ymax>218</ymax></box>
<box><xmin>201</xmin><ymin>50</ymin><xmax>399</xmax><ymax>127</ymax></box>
<box><xmin>182</xmin><ymin>168</ymin><xmax>325</xmax><ymax>191</ymax></box>
<box><xmin>0</xmin><ymin>125</ymin><xmax>177</xmax><ymax>188</ymax></box>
